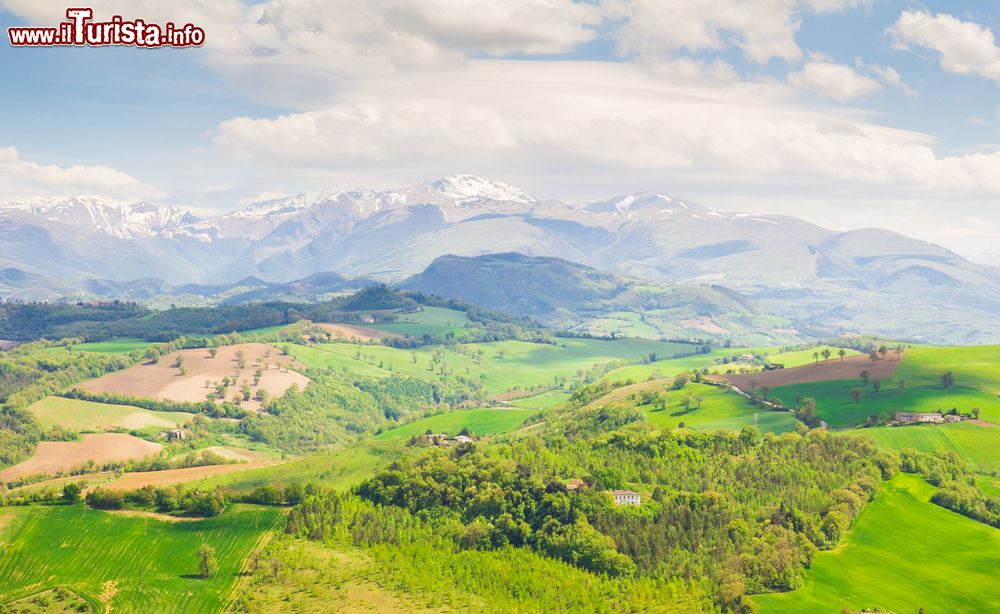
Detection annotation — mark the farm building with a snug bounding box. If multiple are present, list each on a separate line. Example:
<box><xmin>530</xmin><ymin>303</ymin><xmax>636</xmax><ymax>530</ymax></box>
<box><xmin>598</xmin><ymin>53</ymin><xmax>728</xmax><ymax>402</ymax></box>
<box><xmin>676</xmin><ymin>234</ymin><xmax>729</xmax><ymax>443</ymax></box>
<box><xmin>164</xmin><ymin>428</ymin><xmax>189</xmax><ymax>440</ymax></box>
<box><xmin>943</xmin><ymin>414</ymin><xmax>964</xmax><ymax>423</ymax></box>
<box><xmin>736</xmin><ymin>354</ymin><xmax>755</xmax><ymax>364</ymax></box>
<box><xmin>565</xmin><ymin>478</ymin><xmax>585</xmax><ymax>492</ymax></box>
<box><xmin>454</xmin><ymin>435</ymin><xmax>474</xmax><ymax>444</ymax></box>
<box><xmin>609</xmin><ymin>490</ymin><xmax>642</xmax><ymax>506</ymax></box>
<box><xmin>894</xmin><ymin>412</ymin><xmax>944</xmax><ymax>425</ymax></box>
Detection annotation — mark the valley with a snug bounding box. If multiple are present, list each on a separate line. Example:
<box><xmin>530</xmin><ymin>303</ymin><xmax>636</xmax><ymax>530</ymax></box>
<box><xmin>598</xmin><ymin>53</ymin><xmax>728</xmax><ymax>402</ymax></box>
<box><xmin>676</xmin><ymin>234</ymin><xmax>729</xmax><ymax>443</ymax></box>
<box><xmin>0</xmin><ymin>287</ymin><xmax>997</xmax><ymax>613</ymax></box>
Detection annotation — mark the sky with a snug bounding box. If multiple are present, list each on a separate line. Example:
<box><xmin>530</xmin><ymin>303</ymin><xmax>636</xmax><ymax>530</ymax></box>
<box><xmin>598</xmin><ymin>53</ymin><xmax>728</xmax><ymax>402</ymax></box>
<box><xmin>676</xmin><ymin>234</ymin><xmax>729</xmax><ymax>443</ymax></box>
<box><xmin>0</xmin><ymin>1</ymin><xmax>999</xmax><ymax>256</ymax></box>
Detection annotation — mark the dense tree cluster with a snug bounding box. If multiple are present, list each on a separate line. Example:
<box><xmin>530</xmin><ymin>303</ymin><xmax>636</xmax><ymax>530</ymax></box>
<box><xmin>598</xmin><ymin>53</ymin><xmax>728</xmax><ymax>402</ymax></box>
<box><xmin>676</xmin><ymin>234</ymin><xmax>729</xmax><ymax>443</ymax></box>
<box><xmin>284</xmin><ymin>489</ymin><xmax>712</xmax><ymax>613</ymax></box>
<box><xmin>344</xmin><ymin>418</ymin><xmax>891</xmax><ymax>610</ymax></box>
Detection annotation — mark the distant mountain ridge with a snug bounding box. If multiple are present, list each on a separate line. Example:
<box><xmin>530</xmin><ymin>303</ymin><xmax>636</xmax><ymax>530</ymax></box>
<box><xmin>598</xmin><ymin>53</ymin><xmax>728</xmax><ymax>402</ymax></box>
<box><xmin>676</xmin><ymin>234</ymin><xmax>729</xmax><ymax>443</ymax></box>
<box><xmin>2</xmin><ymin>175</ymin><xmax>1000</xmax><ymax>342</ymax></box>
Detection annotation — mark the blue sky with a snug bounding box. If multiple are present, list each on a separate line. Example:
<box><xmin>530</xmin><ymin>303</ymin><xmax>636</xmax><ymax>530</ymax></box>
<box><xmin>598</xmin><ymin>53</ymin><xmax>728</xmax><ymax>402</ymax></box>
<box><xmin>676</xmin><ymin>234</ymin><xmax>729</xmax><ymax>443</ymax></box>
<box><xmin>1</xmin><ymin>1</ymin><xmax>1000</xmax><ymax>254</ymax></box>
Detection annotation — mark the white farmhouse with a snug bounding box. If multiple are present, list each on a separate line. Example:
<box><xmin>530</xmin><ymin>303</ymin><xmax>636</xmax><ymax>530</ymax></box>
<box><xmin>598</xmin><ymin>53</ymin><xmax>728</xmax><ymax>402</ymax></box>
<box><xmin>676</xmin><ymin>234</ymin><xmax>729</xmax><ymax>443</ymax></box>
<box><xmin>609</xmin><ymin>490</ymin><xmax>642</xmax><ymax>506</ymax></box>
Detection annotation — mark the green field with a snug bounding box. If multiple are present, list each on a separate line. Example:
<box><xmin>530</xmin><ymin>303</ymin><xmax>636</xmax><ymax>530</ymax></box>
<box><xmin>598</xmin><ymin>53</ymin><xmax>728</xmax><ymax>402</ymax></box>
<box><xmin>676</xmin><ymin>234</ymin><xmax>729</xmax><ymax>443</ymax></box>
<box><xmin>579</xmin><ymin>311</ymin><xmax>661</xmax><ymax>339</ymax></box>
<box><xmin>510</xmin><ymin>390</ymin><xmax>572</xmax><ymax>409</ymax></box>
<box><xmin>643</xmin><ymin>383</ymin><xmax>799</xmax><ymax>434</ymax></box>
<box><xmin>0</xmin><ymin>504</ymin><xmax>280</xmax><ymax>613</ymax></box>
<box><xmin>765</xmin><ymin>345</ymin><xmax>859</xmax><ymax>368</ymax></box>
<box><xmin>27</xmin><ymin>396</ymin><xmax>195</xmax><ymax>432</ymax></box>
<box><xmin>295</xmin><ymin>337</ymin><xmax>694</xmax><ymax>394</ymax></box>
<box><xmin>772</xmin><ymin>345</ymin><xmax>1000</xmax><ymax>427</ymax></box>
<box><xmin>753</xmin><ymin>473</ymin><xmax>1000</xmax><ymax>613</ymax></box>
<box><xmin>846</xmin><ymin>422</ymin><xmax>1000</xmax><ymax>473</ymax></box>
<box><xmin>241</xmin><ymin>324</ymin><xmax>292</xmax><ymax>337</ymax></box>
<box><xmin>371</xmin><ymin>306</ymin><xmax>472</xmax><ymax>338</ymax></box>
<box><xmin>195</xmin><ymin>444</ymin><xmax>402</xmax><ymax>493</ymax></box>
<box><xmin>600</xmin><ymin>347</ymin><xmax>750</xmax><ymax>384</ymax></box>
<box><xmin>51</xmin><ymin>338</ymin><xmax>152</xmax><ymax>354</ymax></box>
<box><xmin>375</xmin><ymin>408</ymin><xmax>534</xmax><ymax>441</ymax></box>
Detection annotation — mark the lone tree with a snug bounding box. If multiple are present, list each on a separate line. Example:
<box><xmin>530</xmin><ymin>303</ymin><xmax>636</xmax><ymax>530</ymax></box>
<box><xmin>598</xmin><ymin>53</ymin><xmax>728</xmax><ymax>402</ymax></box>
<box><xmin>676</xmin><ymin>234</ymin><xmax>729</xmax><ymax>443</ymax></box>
<box><xmin>941</xmin><ymin>372</ymin><xmax>954</xmax><ymax>389</ymax></box>
<box><xmin>197</xmin><ymin>543</ymin><xmax>218</xmax><ymax>578</ymax></box>
<box><xmin>851</xmin><ymin>387</ymin><xmax>863</xmax><ymax>403</ymax></box>
<box><xmin>822</xmin><ymin>348</ymin><xmax>832</xmax><ymax>365</ymax></box>
<box><xmin>868</xmin><ymin>350</ymin><xmax>879</xmax><ymax>365</ymax></box>
<box><xmin>872</xmin><ymin>378</ymin><xmax>882</xmax><ymax>394</ymax></box>
<box><xmin>812</xmin><ymin>351</ymin><xmax>820</xmax><ymax>366</ymax></box>
<box><xmin>838</xmin><ymin>348</ymin><xmax>847</xmax><ymax>363</ymax></box>
<box><xmin>62</xmin><ymin>483</ymin><xmax>81</xmax><ymax>505</ymax></box>
<box><xmin>860</xmin><ymin>370</ymin><xmax>870</xmax><ymax>385</ymax></box>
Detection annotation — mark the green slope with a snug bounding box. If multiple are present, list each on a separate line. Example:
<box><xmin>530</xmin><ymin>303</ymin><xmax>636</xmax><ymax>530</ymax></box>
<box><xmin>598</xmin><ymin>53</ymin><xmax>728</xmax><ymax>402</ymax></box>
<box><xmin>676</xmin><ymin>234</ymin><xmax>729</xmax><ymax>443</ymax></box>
<box><xmin>753</xmin><ymin>473</ymin><xmax>1000</xmax><ymax>613</ymax></box>
<box><xmin>0</xmin><ymin>504</ymin><xmax>280</xmax><ymax>612</ymax></box>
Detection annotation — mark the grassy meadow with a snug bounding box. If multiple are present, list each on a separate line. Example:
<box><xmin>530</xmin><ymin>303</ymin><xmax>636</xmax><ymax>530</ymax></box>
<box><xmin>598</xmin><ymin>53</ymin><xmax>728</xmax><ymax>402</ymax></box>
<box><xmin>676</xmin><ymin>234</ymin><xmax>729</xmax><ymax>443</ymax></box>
<box><xmin>370</xmin><ymin>306</ymin><xmax>472</xmax><ymax>338</ymax></box>
<box><xmin>638</xmin><ymin>383</ymin><xmax>799</xmax><ymax>434</ymax></box>
<box><xmin>772</xmin><ymin>345</ymin><xmax>1000</xmax><ymax>427</ymax></box>
<box><xmin>765</xmin><ymin>345</ymin><xmax>860</xmax><ymax>368</ymax></box>
<box><xmin>27</xmin><ymin>396</ymin><xmax>195</xmax><ymax>432</ymax></box>
<box><xmin>847</xmin><ymin>422</ymin><xmax>1000</xmax><ymax>473</ymax></box>
<box><xmin>753</xmin><ymin>473</ymin><xmax>1000</xmax><ymax>613</ymax></box>
<box><xmin>293</xmin><ymin>337</ymin><xmax>694</xmax><ymax>394</ymax></box>
<box><xmin>0</xmin><ymin>504</ymin><xmax>281</xmax><ymax>613</ymax></box>
<box><xmin>374</xmin><ymin>408</ymin><xmax>534</xmax><ymax>441</ymax></box>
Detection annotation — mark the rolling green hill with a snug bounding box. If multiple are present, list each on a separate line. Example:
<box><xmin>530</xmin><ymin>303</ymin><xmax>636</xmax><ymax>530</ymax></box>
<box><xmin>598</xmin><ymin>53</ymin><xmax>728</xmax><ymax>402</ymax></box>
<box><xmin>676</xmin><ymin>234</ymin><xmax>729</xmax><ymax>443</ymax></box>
<box><xmin>0</xmin><ymin>504</ymin><xmax>280</xmax><ymax>612</ymax></box>
<box><xmin>773</xmin><ymin>345</ymin><xmax>1000</xmax><ymax>427</ymax></box>
<box><xmin>753</xmin><ymin>473</ymin><xmax>1000</xmax><ymax>613</ymax></box>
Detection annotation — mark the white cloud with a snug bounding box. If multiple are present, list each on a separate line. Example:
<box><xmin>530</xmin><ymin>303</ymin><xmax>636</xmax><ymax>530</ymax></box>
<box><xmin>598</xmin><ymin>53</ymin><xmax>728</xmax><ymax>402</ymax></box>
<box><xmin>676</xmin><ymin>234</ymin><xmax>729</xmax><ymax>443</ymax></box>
<box><xmin>788</xmin><ymin>57</ymin><xmax>881</xmax><ymax>100</ymax></box>
<box><xmin>866</xmin><ymin>63</ymin><xmax>917</xmax><ymax>97</ymax></box>
<box><xmin>608</xmin><ymin>0</ymin><xmax>871</xmax><ymax>65</ymax></box>
<box><xmin>0</xmin><ymin>146</ymin><xmax>159</xmax><ymax>201</ymax></box>
<box><xmin>1</xmin><ymin>0</ymin><xmax>602</xmax><ymax>108</ymax></box>
<box><xmin>214</xmin><ymin>60</ymin><xmax>1000</xmax><ymax>195</ymax></box>
<box><xmin>889</xmin><ymin>10</ymin><xmax>1000</xmax><ymax>84</ymax></box>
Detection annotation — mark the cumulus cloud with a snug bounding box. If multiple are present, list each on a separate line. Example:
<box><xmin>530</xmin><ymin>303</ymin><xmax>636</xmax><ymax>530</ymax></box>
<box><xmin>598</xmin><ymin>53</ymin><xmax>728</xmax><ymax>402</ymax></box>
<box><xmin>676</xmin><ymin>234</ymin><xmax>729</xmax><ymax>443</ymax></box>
<box><xmin>1</xmin><ymin>0</ymin><xmax>603</xmax><ymax>107</ymax></box>
<box><xmin>608</xmin><ymin>0</ymin><xmax>871</xmax><ymax>66</ymax></box>
<box><xmin>0</xmin><ymin>146</ymin><xmax>160</xmax><ymax>201</ymax></box>
<box><xmin>889</xmin><ymin>10</ymin><xmax>1000</xmax><ymax>84</ymax></box>
<box><xmin>788</xmin><ymin>57</ymin><xmax>881</xmax><ymax>100</ymax></box>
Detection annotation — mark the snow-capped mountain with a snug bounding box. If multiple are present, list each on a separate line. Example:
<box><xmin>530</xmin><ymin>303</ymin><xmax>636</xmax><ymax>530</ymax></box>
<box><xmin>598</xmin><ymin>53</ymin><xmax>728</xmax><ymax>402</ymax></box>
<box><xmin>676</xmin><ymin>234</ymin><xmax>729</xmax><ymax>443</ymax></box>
<box><xmin>3</xmin><ymin>175</ymin><xmax>1000</xmax><ymax>342</ymax></box>
<box><xmin>3</xmin><ymin>196</ymin><xmax>200</xmax><ymax>239</ymax></box>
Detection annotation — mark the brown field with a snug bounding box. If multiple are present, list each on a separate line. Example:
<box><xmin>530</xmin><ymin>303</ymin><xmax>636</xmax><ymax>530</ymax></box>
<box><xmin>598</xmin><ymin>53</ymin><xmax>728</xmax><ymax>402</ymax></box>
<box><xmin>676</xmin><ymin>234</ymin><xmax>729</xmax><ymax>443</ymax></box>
<box><xmin>0</xmin><ymin>434</ymin><xmax>162</xmax><ymax>482</ymax></box>
<box><xmin>680</xmin><ymin>316</ymin><xmax>729</xmax><ymax>335</ymax></box>
<box><xmin>99</xmin><ymin>460</ymin><xmax>282</xmax><ymax>491</ymax></box>
<box><xmin>76</xmin><ymin>343</ymin><xmax>309</xmax><ymax>411</ymax></box>
<box><xmin>194</xmin><ymin>446</ymin><xmax>272</xmax><ymax>462</ymax></box>
<box><xmin>317</xmin><ymin>322</ymin><xmax>400</xmax><ymax>341</ymax></box>
<box><xmin>0</xmin><ymin>339</ymin><xmax>19</xmax><ymax>352</ymax></box>
<box><xmin>716</xmin><ymin>353</ymin><xmax>903</xmax><ymax>389</ymax></box>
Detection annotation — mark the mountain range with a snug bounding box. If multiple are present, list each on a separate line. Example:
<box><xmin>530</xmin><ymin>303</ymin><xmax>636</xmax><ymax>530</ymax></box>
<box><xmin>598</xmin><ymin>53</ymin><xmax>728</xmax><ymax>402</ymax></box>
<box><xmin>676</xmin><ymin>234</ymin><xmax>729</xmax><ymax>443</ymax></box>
<box><xmin>2</xmin><ymin>175</ymin><xmax>999</xmax><ymax>343</ymax></box>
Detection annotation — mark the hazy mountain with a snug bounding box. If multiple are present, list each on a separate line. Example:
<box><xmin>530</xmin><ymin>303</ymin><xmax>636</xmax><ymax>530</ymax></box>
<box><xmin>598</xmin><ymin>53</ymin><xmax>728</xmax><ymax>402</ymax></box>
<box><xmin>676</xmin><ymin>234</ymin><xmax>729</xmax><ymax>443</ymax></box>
<box><xmin>3</xmin><ymin>175</ymin><xmax>1000</xmax><ymax>342</ymax></box>
<box><xmin>399</xmin><ymin>253</ymin><xmax>804</xmax><ymax>345</ymax></box>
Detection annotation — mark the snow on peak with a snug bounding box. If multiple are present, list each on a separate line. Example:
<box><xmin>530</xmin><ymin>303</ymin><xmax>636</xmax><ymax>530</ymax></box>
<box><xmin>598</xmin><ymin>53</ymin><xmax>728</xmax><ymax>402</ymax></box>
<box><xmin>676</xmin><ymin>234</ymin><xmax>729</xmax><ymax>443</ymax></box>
<box><xmin>427</xmin><ymin>175</ymin><xmax>535</xmax><ymax>203</ymax></box>
<box><xmin>1</xmin><ymin>196</ymin><xmax>199</xmax><ymax>238</ymax></box>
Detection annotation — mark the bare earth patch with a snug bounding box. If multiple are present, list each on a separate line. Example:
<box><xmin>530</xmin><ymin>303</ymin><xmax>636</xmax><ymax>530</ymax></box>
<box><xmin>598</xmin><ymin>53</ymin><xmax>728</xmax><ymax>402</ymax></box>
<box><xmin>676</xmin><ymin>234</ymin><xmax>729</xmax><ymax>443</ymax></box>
<box><xmin>716</xmin><ymin>353</ymin><xmax>903</xmax><ymax>390</ymax></box>
<box><xmin>99</xmin><ymin>509</ymin><xmax>203</xmax><ymax>523</ymax></box>
<box><xmin>76</xmin><ymin>343</ymin><xmax>309</xmax><ymax>412</ymax></box>
<box><xmin>199</xmin><ymin>446</ymin><xmax>270</xmax><ymax>462</ymax></box>
<box><xmin>0</xmin><ymin>339</ymin><xmax>19</xmax><ymax>352</ymax></box>
<box><xmin>318</xmin><ymin>323</ymin><xmax>400</xmax><ymax>342</ymax></box>
<box><xmin>100</xmin><ymin>461</ymin><xmax>282</xmax><ymax>491</ymax></box>
<box><xmin>680</xmin><ymin>316</ymin><xmax>729</xmax><ymax>335</ymax></box>
<box><xmin>0</xmin><ymin>434</ymin><xmax>162</xmax><ymax>482</ymax></box>
<box><xmin>970</xmin><ymin>419</ymin><xmax>997</xmax><ymax>428</ymax></box>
